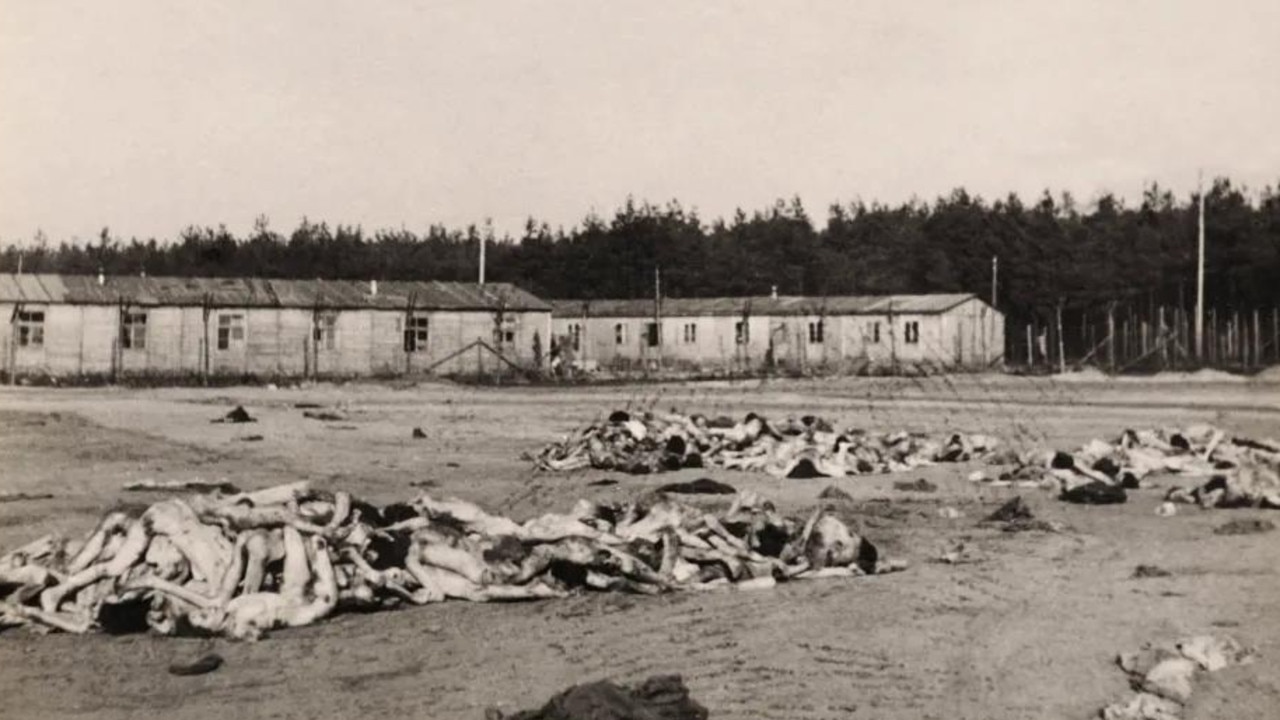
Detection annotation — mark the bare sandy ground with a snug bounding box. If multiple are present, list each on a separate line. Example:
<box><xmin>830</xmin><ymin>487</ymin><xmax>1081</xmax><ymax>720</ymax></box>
<box><xmin>0</xmin><ymin>374</ymin><xmax>1278</xmax><ymax>719</ymax></box>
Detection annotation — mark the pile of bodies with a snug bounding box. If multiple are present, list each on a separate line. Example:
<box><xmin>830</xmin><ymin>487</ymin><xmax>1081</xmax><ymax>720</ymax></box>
<box><xmin>529</xmin><ymin>410</ymin><xmax>1001</xmax><ymax>479</ymax></box>
<box><xmin>0</xmin><ymin>483</ymin><xmax>890</xmax><ymax>640</ymax></box>
<box><xmin>977</xmin><ymin>425</ymin><xmax>1280</xmax><ymax>509</ymax></box>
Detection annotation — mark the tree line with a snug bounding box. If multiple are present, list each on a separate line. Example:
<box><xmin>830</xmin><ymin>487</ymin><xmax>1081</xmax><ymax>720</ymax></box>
<box><xmin>2</xmin><ymin>178</ymin><xmax>1278</xmax><ymax>331</ymax></box>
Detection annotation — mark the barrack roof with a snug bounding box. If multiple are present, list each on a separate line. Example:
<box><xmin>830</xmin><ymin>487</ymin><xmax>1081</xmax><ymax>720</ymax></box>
<box><xmin>0</xmin><ymin>274</ymin><xmax>550</xmax><ymax>311</ymax></box>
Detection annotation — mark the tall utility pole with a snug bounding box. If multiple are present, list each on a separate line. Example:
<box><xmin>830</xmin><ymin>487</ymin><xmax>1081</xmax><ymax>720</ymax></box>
<box><xmin>990</xmin><ymin>255</ymin><xmax>998</xmax><ymax>307</ymax></box>
<box><xmin>1195</xmin><ymin>170</ymin><xmax>1206</xmax><ymax>359</ymax></box>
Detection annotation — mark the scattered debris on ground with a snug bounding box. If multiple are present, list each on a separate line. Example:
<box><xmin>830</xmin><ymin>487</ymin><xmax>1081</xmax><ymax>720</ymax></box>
<box><xmin>0</xmin><ymin>484</ymin><xmax>902</xmax><ymax>640</ymax></box>
<box><xmin>655</xmin><ymin>478</ymin><xmax>737</xmax><ymax>495</ymax></box>
<box><xmin>123</xmin><ymin>479</ymin><xmax>241</xmax><ymax>494</ymax></box>
<box><xmin>1000</xmin><ymin>519</ymin><xmax>1063</xmax><ymax>533</ymax></box>
<box><xmin>488</xmin><ymin>673</ymin><xmax>708</xmax><ymax>720</ymax></box>
<box><xmin>893</xmin><ymin>478</ymin><xmax>938</xmax><ymax>493</ymax></box>
<box><xmin>293</xmin><ymin>403</ymin><xmax>323</xmax><ymax>410</ymax></box>
<box><xmin>1212</xmin><ymin>518</ymin><xmax>1275</xmax><ymax>536</ymax></box>
<box><xmin>937</xmin><ymin>541</ymin><xmax>981</xmax><ymax>565</ymax></box>
<box><xmin>981</xmin><ymin>496</ymin><xmax>1061</xmax><ymax>533</ymax></box>
<box><xmin>0</xmin><ymin>492</ymin><xmax>55</xmax><ymax>504</ymax></box>
<box><xmin>1132</xmin><ymin>564</ymin><xmax>1172</xmax><ymax>579</ymax></box>
<box><xmin>412</xmin><ymin>427</ymin><xmax>427</xmax><ymax>439</ymax></box>
<box><xmin>937</xmin><ymin>507</ymin><xmax>964</xmax><ymax>519</ymax></box>
<box><xmin>237</xmin><ymin>435</ymin><xmax>264</xmax><ymax>443</ymax></box>
<box><xmin>1101</xmin><ymin>635</ymin><xmax>1256</xmax><ymax>718</ymax></box>
<box><xmin>586</xmin><ymin>479</ymin><xmax>618</xmax><ymax>487</ymax></box>
<box><xmin>818</xmin><ymin>485</ymin><xmax>854</xmax><ymax>503</ymax></box>
<box><xmin>168</xmin><ymin>653</ymin><xmax>224</xmax><ymax>676</ymax></box>
<box><xmin>303</xmin><ymin>410</ymin><xmax>348</xmax><ymax>422</ymax></box>
<box><xmin>984</xmin><ymin>497</ymin><xmax>1034</xmax><ymax>523</ymax></box>
<box><xmin>1060</xmin><ymin>481</ymin><xmax>1128</xmax><ymax>505</ymax></box>
<box><xmin>211</xmin><ymin>406</ymin><xmax>255</xmax><ymax>424</ymax></box>
<box><xmin>529</xmin><ymin>410</ymin><xmax>999</xmax><ymax>478</ymax></box>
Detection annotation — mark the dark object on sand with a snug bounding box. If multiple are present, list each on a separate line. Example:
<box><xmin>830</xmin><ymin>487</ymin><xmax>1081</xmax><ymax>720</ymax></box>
<box><xmin>587</xmin><ymin>479</ymin><xmax>619</xmax><ymax>487</ymax></box>
<box><xmin>412</xmin><ymin>427</ymin><xmax>428</xmax><ymax>439</ymax></box>
<box><xmin>0</xmin><ymin>492</ymin><xmax>55</xmax><ymax>503</ymax></box>
<box><xmin>985</xmin><ymin>496</ymin><xmax>1034</xmax><ymax>523</ymax></box>
<box><xmin>817</xmin><ymin>485</ymin><xmax>854</xmax><ymax>502</ymax></box>
<box><xmin>238</xmin><ymin>435</ymin><xmax>264</xmax><ymax>442</ymax></box>
<box><xmin>785</xmin><ymin>458</ymin><xmax>828</xmax><ymax>479</ymax></box>
<box><xmin>168</xmin><ymin>653</ymin><xmax>224</xmax><ymax>676</ymax></box>
<box><xmin>491</xmin><ymin>674</ymin><xmax>708</xmax><ymax>720</ymax></box>
<box><xmin>893</xmin><ymin>478</ymin><xmax>937</xmax><ymax>493</ymax></box>
<box><xmin>303</xmin><ymin>410</ymin><xmax>347</xmax><ymax>422</ymax></box>
<box><xmin>1000</xmin><ymin>519</ymin><xmax>1059</xmax><ymax>533</ymax></box>
<box><xmin>607</xmin><ymin>411</ymin><xmax>631</xmax><ymax>424</ymax></box>
<box><xmin>212</xmin><ymin>406</ymin><xmax>255</xmax><ymax>424</ymax></box>
<box><xmin>1132</xmin><ymin>564</ymin><xmax>1172</xmax><ymax>578</ymax></box>
<box><xmin>656</xmin><ymin>478</ymin><xmax>737</xmax><ymax>495</ymax></box>
<box><xmin>294</xmin><ymin>402</ymin><xmax>323</xmax><ymax>409</ymax></box>
<box><xmin>1060</xmin><ymin>482</ymin><xmax>1127</xmax><ymax>505</ymax></box>
<box><xmin>1213</xmin><ymin>519</ymin><xmax>1276</xmax><ymax>536</ymax></box>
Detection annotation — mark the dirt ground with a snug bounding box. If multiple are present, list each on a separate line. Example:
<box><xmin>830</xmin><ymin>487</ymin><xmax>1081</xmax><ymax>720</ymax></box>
<box><xmin>1</xmin><ymin>374</ymin><xmax>1278</xmax><ymax>720</ymax></box>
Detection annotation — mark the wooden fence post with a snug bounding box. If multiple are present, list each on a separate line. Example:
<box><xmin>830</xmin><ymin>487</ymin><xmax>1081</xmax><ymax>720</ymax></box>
<box><xmin>1233</xmin><ymin>311</ymin><xmax>1241</xmax><ymax>363</ymax></box>
<box><xmin>1158</xmin><ymin>307</ymin><xmax>1167</xmax><ymax>367</ymax></box>
<box><xmin>201</xmin><ymin>296</ymin><xmax>211</xmax><ymax>386</ymax></box>
<box><xmin>1121</xmin><ymin>319</ymin><xmax>1128</xmax><ymax>367</ymax></box>
<box><xmin>1025</xmin><ymin>324</ymin><xmax>1033</xmax><ymax>367</ymax></box>
<box><xmin>1056</xmin><ymin>300</ymin><xmax>1066</xmax><ymax>374</ymax></box>
<box><xmin>1208</xmin><ymin>309</ymin><xmax>1217</xmax><ymax>364</ymax></box>
<box><xmin>1253</xmin><ymin>308</ymin><xmax>1262</xmax><ymax>368</ymax></box>
<box><xmin>1274</xmin><ymin>307</ymin><xmax>1279</xmax><ymax>363</ymax></box>
<box><xmin>1106</xmin><ymin>304</ymin><xmax>1116</xmax><ymax>373</ymax></box>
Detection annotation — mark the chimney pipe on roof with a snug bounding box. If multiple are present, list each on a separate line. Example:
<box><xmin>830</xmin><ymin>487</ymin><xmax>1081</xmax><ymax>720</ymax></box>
<box><xmin>770</xmin><ymin>285</ymin><xmax>778</xmax><ymax>300</ymax></box>
<box><xmin>370</xmin><ymin>279</ymin><xmax>378</xmax><ymax>296</ymax></box>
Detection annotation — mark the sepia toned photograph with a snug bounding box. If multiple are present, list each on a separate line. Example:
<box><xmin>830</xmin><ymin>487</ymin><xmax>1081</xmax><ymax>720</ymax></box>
<box><xmin>1</xmin><ymin>2</ymin><xmax>1278</xmax><ymax>718</ymax></box>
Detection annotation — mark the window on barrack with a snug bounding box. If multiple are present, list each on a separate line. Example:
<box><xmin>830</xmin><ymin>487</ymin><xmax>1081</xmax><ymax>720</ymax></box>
<box><xmin>313</xmin><ymin>312</ymin><xmax>337</xmax><ymax>350</ymax></box>
<box><xmin>404</xmin><ymin>315</ymin><xmax>429</xmax><ymax>352</ymax></box>
<box><xmin>683</xmin><ymin>323</ymin><xmax>697</xmax><ymax>344</ymax></box>
<box><xmin>17</xmin><ymin>310</ymin><xmax>44</xmax><ymax>348</ymax></box>
<box><xmin>122</xmin><ymin>311</ymin><xmax>148</xmax><ymax>350</ymax></box>
<box><xmin>216</xmin><ymin>313</ymin><xmax>245</xmax><ymax>351</ymax></box>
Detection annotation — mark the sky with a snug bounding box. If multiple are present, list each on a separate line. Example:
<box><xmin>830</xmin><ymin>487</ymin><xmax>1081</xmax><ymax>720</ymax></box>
<box><xmin>2</xmin><ymin>1</ymin><xmax>1278</xmax><ymax>245</ymax></box>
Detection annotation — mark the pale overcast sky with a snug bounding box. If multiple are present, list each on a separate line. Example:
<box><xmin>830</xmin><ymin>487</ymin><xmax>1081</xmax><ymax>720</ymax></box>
<box><xmin>2</xmin><ymin>1</ymin><xmax>1277</xmax><ymax>244</ymax></box>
